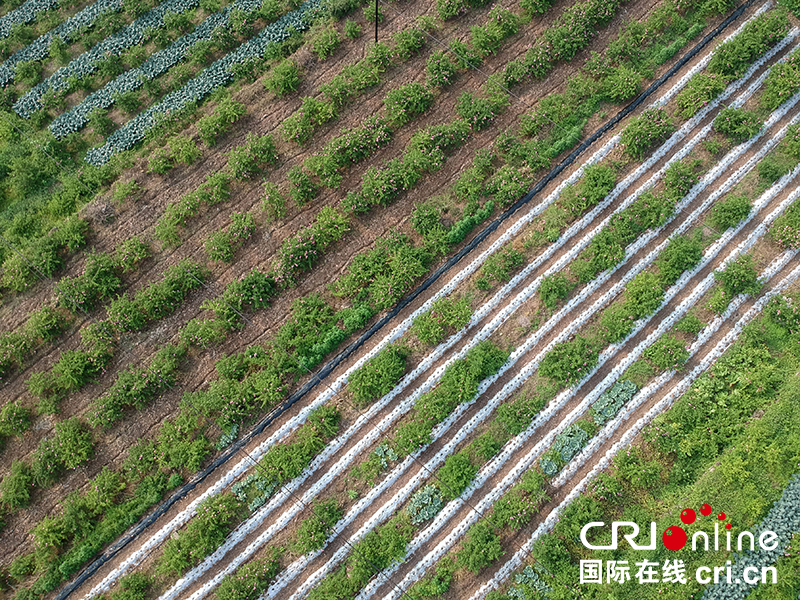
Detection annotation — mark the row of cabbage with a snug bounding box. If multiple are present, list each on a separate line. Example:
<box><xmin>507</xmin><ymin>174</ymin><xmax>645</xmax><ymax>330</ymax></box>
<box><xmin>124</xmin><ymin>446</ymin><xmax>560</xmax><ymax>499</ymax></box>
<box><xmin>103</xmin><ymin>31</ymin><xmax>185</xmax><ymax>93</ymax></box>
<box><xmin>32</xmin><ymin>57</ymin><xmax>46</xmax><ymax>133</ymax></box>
<box><xmin>0</xmin><ymin>0</ymin><xmax>59</xmax><ymax>39</ymax></box>
<box><xmin>84</xmin><ymin>0</ymin><xmax>324</xmax><ymax>164</ymax></box>
<box><xmin>0</xmin><ymin>0</ymin><xmax>123</xmax><ymax>86</ymax></box>
<box><xmin>48</xmin><ymin>0</ymin><xmax>265</xmax><ymax>138</ymax></box>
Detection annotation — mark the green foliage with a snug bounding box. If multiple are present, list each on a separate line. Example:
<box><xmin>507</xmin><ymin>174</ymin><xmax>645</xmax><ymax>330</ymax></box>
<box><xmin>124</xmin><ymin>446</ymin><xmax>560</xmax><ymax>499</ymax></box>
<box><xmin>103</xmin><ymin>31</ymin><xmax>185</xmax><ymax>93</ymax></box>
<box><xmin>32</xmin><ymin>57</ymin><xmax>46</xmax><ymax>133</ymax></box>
<box><xmin>227</xmin><ymin>133</ymin><xmax>278</xmax><ymax>180</ymax></box>
<box><xmin>476</xmin><ymin>244</ymin><xmax>524</xmax><ymax>289</ymax></box>
<box><xmin>205</xmin><ymin>212</ymin><xmax>255</xmax><ymax>263</ymax></box>
<box><xmin>644</xmin><ymin>334</ymin><xmax>690</xmax><ymax>370</ymax></box>
<box><xmin>275</xmin><ymin>207</ymin><xmax>350</xmax><ymax>285</ymax></box>
<box><xmin>55</xmin><ymin>252</ymin><xmax>121</xmax><ymax>313</ymax></box>
<box><xmin>520</xmin><ymin>0</ymin><xmax>555</xmax><ymax>16</ymax></box>
<box><xmin>559</xmin><ymin>163</ymin><xmax>616</xmax><ymax>218</ymax></box>
<box><xmin>0</xmin><ymin>460</ymin><xmax>33</xmax><ymax>510</ymax></box>
<box><xmin>483</xmin><ymin>165</ymin><xmax>528</xmax><ymax>206</ymax></box>
<box><xmin>436</xmin><ymin>0</ymin><xmax>467</xmax><ymax>20</ymax></box>
<box><xmin>348</xmin><ymin>344</ymin><xmax>409</xmax><ymax>407</ymax></box>
<box><xmin>156</xmin><ymin>493</ymin><xmax>243</xmax><ymax>577</ymax></box>
<box><xmin>427</xmin><ymin>50</ymin><xmax>458</xmax><ymax>87</ymax></box>
<box><xmin>714</xmin><ymin>107</ymin><xmax>762</xmax><ymax>143</ymax></box>
<box><xmin>411</xmin><ymin>295</ymin><xmax>473</xmax><ymax>346</ymax></box>
<box><xmin>620</xmin><ymin>108</ymin><xmax>674</xmax><ymax>159</ymax></box>
<box><xmin>343</xmin><ymin>19</ymin><xmax>361</xmax><ymax>39</ymax></box>
<box><xmin>197</xmin><ymin>96</ymin><xmax>246</xmax><ymax>145</ymax></box>
<box><xmin>539</xmin><ymin>273</ymin><xmax>574</xmax><ymax>309</ymax></box>
<box><xmin>261</xmin><ymin>181</ymin><xmax>287</xmax><ymax>221</ymax></box>
<box><xmin>25</xmin><ymin>306</ymin><xmax>69</xmax><ymax>343</ymax></box>
<box><xmin>710</xmin><ymin>194</ymin><xmax>751</xmax><ymax>230</ymax></box>
<box><xmin>456</xmin><ymin>90</ymin><xmax>508</xmax><ymax>131</ymax></box>
<box><xmin>310</xmin><ymin>21</ymin><xmax>341</xmax><ymax>60</ymax></box>
<box><xmin>761</xmin><ymin>48</ymin><xmax>800</xmax><ymax>110</ymax></box>
<box><xmin>281</xmin><ymin>96</ymin><xmax>336</xmax><ymax>145</ymax></box>
<box><xmin>675</xmin><ymin>313</ymin><xmax>706</xmax><ymax>335</ymax></box>
<box><xmin>471</xmin><ymin>6</ymin><xmax>519</xmax><ymax>58</ymax></box>
<box><xmin>384</xmin><ymin>82</ymin><xmax>434</xmax><ymax>126</ymax></box>
<box><xmin>676</xmin><ymin>73</ymin><xmax>726</xmax><ymax>119</ymax></box>
<box><xmin>663</xmin><ymin>158</ymin><xmax>702</xmax><ymax>200</ymax></box>
<box><xmin>715</xmin><ymin>254</ymin><xmax>762</xmax><ymax>297</ymax></box>
<box><xmin>624</xmin><ymin>271</ymin><xmax>665</xmax><ymax>319</ymax></box>
<box><xmin>496</xmin><ymin>389</ymin><xmax>551</xmax><ymax>436</ymax></box>
<box><xmin>457</xmin><ymin>522</ymin><xmax>503</xmax><ymax>572</ymax></box>
<box><xmin>539</xmin><ymin>336</ymin><xmax>599</xmax><ymax>386</ymax></box>
<box><xmin>215</xmin><ymin>549</ymin><xmax>282</xmax><ymax>600</ymax></box>
<box><xmin>294</xmin><ymin>499</ymin><xmax>343</xmax><ymax>554</ymax></box>
<box><xmin>263</xmin><ymin>59</ymin><xmax>300</xmax><ymax>96</ymax></box>
<box><xmin>31</xmin><ymin>418</ymin><xmax>94</xmax><ymax>487</ymax></box>
<box><xmin>655</xmin><ymin>233</ymin><xmax>704</xmax><ymax>286</ymax></box>
<box><xmin>437</xmin><ymin>451</ymin><xmax>479</xmax><ymax>501</ymax></box>
<box><xmin>708</xmin><ymin>10</ymin><xmax>789</xmax><ymax>79</ymax></box>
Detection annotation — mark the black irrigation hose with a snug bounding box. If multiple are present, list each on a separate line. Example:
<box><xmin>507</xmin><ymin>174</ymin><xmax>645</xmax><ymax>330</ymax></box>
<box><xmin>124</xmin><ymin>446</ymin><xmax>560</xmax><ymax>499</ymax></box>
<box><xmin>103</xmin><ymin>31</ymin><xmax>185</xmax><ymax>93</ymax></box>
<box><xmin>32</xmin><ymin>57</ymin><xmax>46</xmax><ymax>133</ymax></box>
<box><xmin>56</xmin><ymin>1</ymin><xmax>755</xmax><ymax>597</ymax></box>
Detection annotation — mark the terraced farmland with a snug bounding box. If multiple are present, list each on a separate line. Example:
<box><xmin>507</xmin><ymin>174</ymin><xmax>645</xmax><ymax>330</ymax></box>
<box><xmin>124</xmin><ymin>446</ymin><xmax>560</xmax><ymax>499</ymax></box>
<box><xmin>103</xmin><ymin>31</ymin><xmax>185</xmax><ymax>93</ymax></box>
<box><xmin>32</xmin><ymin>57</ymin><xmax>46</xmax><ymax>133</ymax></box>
<box><xmin>1</xmin><ymin>0</ymin><xmax>800</xmax><ymax>599</ymax></box>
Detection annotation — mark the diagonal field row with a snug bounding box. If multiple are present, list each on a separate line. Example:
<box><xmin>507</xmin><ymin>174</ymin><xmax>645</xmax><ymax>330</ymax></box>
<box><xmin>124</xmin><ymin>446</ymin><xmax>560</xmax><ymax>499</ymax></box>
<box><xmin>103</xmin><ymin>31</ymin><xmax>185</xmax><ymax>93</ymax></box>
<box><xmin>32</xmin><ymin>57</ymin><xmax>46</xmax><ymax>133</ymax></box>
<box><xmin>70</xmin><ymin>4</ymin><xmax>800</xmax><ymax>600</ymax></box>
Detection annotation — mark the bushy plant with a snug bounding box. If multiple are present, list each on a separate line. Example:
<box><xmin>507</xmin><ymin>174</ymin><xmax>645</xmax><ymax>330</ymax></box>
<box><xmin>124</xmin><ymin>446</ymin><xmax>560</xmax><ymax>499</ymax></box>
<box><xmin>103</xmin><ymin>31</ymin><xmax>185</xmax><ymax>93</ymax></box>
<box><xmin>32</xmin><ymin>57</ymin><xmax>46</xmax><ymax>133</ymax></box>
<box><xmin>663</xmin><ymin>158</ymin><xmax>702</xmax><ymax>200</ymax></box>
<box><xmin>263</xmin><ymin>59</ymin><xmax>300</xmax><ymax>96</ymax></box>
<box><xmin>644</xmin><ymin>334</ymin><xmax>690</xmax><ymax>370</ymax></box>
<box><xmin>620</xmin><ymin>108</ymin><xmax>674</xmax><ymax>159</ymax></box>
<box><xmin>310</xmin><ymin>22</ymin><xmax>341</xmax><ymax>59</ymax></box>
<box><xmin>281</xmin><ymin>96</ymin><xmax>336</xmax><ymax>145</ymax></box>
<box><xmin>262</xmin><ymin>181</ymin><xmax>287</xmax><ymax>221</ymax></box>
<box><xmin>457</xmin><ymin>522</ymin><xmax>503</xmax><ymax>572</ymax></box>
<box><xmin>348</xmin><ymin>345</ymin><xmax>409</xmax><ymax>407</ymax></box>
<box><xmin>710</xmin><ymin>194</ymin><xmax>751</xmax><ymax>230</ymax></box>
<box><xmin>675</xmin><ymin>313</ymin><xmax>706</xmax><ymax>335</ymax></box>
<box><xmin>437</xmin><ymin>451</ymin><xmax>478</xmax><ymax>500</ymax></box>
<box><xmin>539</xmin><ymin>273</ymin><xmax>574</xmax><ymax>309</ymax></box>
<box><xmin>476</xmin><ymin>244</ymin><xmax>524</xmax><ymax>288</ymax></box>
<box><xmin>436</xmin><ymin>0</ymin><xmax>467</xmax><ymax>20</ymax></box>
<box><xmin>676</xmin><ymin>73</ymin><xmax>726</xmax><ymax>118</ymax></box>
<box><xmin>761</xmin><ymin>49</ymin><xmax>800</xmax><ymax>110</ymax></box>
<box><xmin>0</xmin><ymin>460</ymin><xmax>33</xmax><ymax>509</ymax></box>
<box><xmin>411</xmin><ymin>295</ymin><xmax>473</xmax><ymax>345</ymax></box>
<box><xmin>624</xmin><ymin>271</ymin><xmax>664</xmax><ymax>318</ymax></box>
<box><xmin>31</xmin><ymin>418</ymin><xmax>94</xmax><ymax>487</ymax></box>
<box><xmin>227</xmin><ymin>133</ymin><xmax>278</xmax><ymax>180</ymax></box>
<box><xmin>294</xmin><ymin>499</ymin><xmax>342</xmax><ymax>554</ymax></box>
<box><xmin>539</xmin><ymin>336</ymin><xmax>599</xmax><ymax>386</ymax></box>
<box><xmin>456</xmin><ymin>90</ymin><xmax>507</xmax><ymax>131</ymax></box>
<box><xmin>114</xmin><ymin>237</ymin><xmax>150</xmax><ymax>273</ymax></box>
<box><xmin>197</xmin><ymin>96</ymin><xmax>246</xmax><ymax>145</ymax></box>
<box><xmin>714</xmin><ymin>107</ymin><xmax>762</xmax><ymax>143</ymax></box>
<box><xmin>708</xmin><ymin>10</ymin><xmax>789</xmax><ymax>79</ymax></box>
<box><xmin>215</xmin><ymin>550</ymin><xmax>282</xmax><ymax>600</ymax></box>
<box><xmin>715</xmin><ymin>254</ymin><xmax>762</xmax><ymax>297</ymax></box>
<box><xmin>655</xmin><ymin>233</ymin><xmax>703</xmax><ymax>286</ymax></box>
<box><xmin>427</xmin><ymin>50</ymin><xmax>458</xmax><ymax>87</ymax></box>
<box><xmin>384</xmin><ymin>82</ymin><xmax>434</xmax><ymax>126</ymax></box>
<box><xmin>483</xmin><ymin>165</ymin><xmax>528</xmax><ymax>206</ymax></box>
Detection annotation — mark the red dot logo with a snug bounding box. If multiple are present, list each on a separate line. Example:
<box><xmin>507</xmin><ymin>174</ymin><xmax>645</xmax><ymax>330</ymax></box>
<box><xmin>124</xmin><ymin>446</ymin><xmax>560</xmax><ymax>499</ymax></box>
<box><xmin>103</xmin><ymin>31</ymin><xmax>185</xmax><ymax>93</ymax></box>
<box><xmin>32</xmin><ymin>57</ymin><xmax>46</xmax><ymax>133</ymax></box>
<box><xmin>680</xmin><ymin>508</ymin><xmax>696</xmax><ymax>525</ymax></box>
<box><xmin>700</xmin><ymin>504</ymin><xmax>712</xmax><ymax>516</ymax></box>
<box><xmin>718</xmin><ymin>512</ymin><xmax>726</xmax><ymax>521</ymax></box>
<box><xmin>662</xmin><ymin>526</ymin><xmax>687</xmax><ymax>551</ymax></box>
<box><xmin>725</xmin><ymin>523</ymin><xmax>732</xmax><ymax>530</ymax></box>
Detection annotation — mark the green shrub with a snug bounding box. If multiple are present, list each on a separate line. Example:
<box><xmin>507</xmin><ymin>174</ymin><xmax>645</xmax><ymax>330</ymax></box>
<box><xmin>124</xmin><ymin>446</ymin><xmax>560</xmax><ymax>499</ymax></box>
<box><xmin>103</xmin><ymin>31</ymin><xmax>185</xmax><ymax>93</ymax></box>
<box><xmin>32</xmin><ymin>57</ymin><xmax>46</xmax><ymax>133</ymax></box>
<box><xmin>710</xmin><ymin>194</ymin><xmax>751</xmax><ymax>230</ymax></box>
<box><xmin>602</xmin><ymin>64</ymin><xmax>641</xmax><ymax>102</ymax></box>
<box><xmin>294</xmin><ymin>499</ymin><xmax>343</xmax><ymax>554</ymax></box>
<box><xmin>197</xmin><ymin>96</ymin><xmax>246</xmax><ymax>145</ymax></box>
<box><xmin>761</xmin><ymin>49</ymin><xmax>800</xmax><ymax>110</ymax></box>
<box><xmin>310</xmin><ymin>22</ymin><xmax>341</xmax><ymax>59</ymax></box>
<box><xmin>114</xmin><ymin>237</ymin><xmax>150</xmax><ymax>273</ymax></box>
<box><xmin>559</xmin><ymin>163</ymin><xmax>617</xmax><ymax>217</ymax></box>
<box><xmin>0</xmin><ymin>402</ymin><xmax>31</xmax><ymax>438</ymax></box>
<box><xmin>713</xmin><ymin>107</ymin><xmax>762</xmax><ymax>143</ymax></box>
<box><xmin>598</xmin><ymin>303</ymin><xmax>635</xmax><ymax>343</ymax></box>
<box><xmin>654</xmin><ymin>233</ymin><xmax>703</xmax><ymax>286</ymax></box>
<box><xmin>644</xmin><ymin>334</ymin><xmax>689</xmax><ymax>370</ymax></box>
<box><xmin>457</xmin><ymin>522</ymin><xmax>503</xmax><ymax>572</ymax></box>
<box><xmin>477</xmin><ymin>244</ymin><xmax>524</xmax><ymax>287</ymax></box>
<box><xmin>227</xmin><ymin>133</ymin><xmax>278</xmax><ymax>180</ymax></box>
<box><xmin>675</xmin><ymin>313</ymin><xmax>706</xmax><ymax>335</ymax></box>
<box><xmin>708</xmin><ymin>10</ymin><xmax>789</xmax><ymax>79</ymax></box>
<box><xmin>343</xmin><ymin>19</ymin><xmax>361</xmax><ymax>39</ymax></box>
<box><xmin>624</xmin><ymin>271</ymin><xmax>664</xmax><ymax>319</ymax></box>
<box><xmin>411</xmin><ymin>295</ymin><xmax>473</xmax><ymax>346</ymax></box>
<box><xmin>715</xmin><ymin>254</ymin><xmax>762</xmax><ymax>297</ymax></box>
<box><xmin>348</xmin><ymin>345</ymin><xmax>409</xmax><ymax>407</ymax></box>
<box><xmin>156</xmin><ymin>493</ymin><xmax>243</xmax><ymax>577</ymax></box>
<box><xmin>427</xmin><ymin>50</ymin><xmax>458</xmax><ymax>87</ymax></box>
<box><xmin>281</xmin><ymin>96</ymin><xmax>336</xmax><ymax>144</ymax></box>
<box><xmin>663</xmin><ymin>158</ymin><xmax>702</xmax><ymax>200</ymax></box>
<box><xmin>55</xmin><ymin>252</ymin><xmax>121</xmax><ymax>314</ymax></box>
<box><xmin>25</xmin><ymin>306</ymin><xmax>68</xmax><ymax>342</ymax></box>
<box><xmin>215</xmin><ymin>550</ymin><xmax>282</xmax><ymax>600</ymax></box>
<box><xmin>483</xmin><ymin>165</ymin><xmax>528</xmax><ymax>206</ymax></box>
<box><xmin>262</xmin><ymin>181</ymin><xmax>287</xmax><ymax>221</ymax></box>
<box><xmin>436</xmin><ymin>0</ymin><xmax>467</xmax><ymax>20</ymax></box>
<box><xmin>437</xmin><ymin>451</ymin><xmax>478</xmax><ymax>500</ymax></box>
<box><xmin>520</xmin><ymin>0</ymin><xmax>555</xmax><ymax>16</ymax></box>
<box><xmin>393</xmin><ymin>27</ymin><xmax>426</xmax><ymax>61</ymax></box>
<box><xmin>0</xmin><ymin>460</ymin><xmax>33</xmax><ymax>509</ymax></box>
<box><xmin>263</xmin><ymin>59</ymin><xmax>300</xmax><ymax>96</ymax></box>
<box><xmin>31</xmin><ymin>418</ymin><xmax>94</xmax><ymax>487</ymax></box>
<box><xmin>384</xmin><ymin>82</ymin><xmax>434</xmax><ymax>125</ymax></box>
<box><xmin>539</xmin><ymin>336</ymin><xmax>599</xmax><ymax>386</ymax></box>
<box><xmin>456</xmin><ymin>90</ymin><xmax>506</xmax><ymax>131</ymax></box>
<box><xmin>539</xmin><ymin>273</ymin><xmax>574</xmax><ymax>309</ymax></box>
<box><xmin>620</xmin><ymin>108</ymin><xmax>674</xmax><ymax>159</ymax></box>
<box><xmin>675</xmin><ymin>73</ymin><xmax>726</xmax><ymax>119</ymax></box>
<box><xmin>287</xmin><ymin>166</ymin><xmax>318</xmax><ymax>206</ymax></box>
